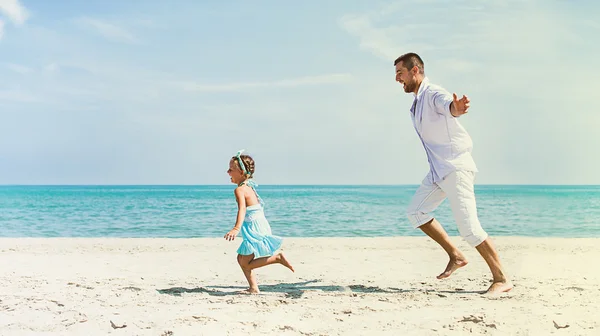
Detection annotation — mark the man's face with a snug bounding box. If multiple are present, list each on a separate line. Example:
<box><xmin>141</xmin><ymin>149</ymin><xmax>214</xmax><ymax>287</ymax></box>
<box><xmin>395</xmin><ymin>61</ymin><xmax>418</xmax><ymax>93</ymax></box>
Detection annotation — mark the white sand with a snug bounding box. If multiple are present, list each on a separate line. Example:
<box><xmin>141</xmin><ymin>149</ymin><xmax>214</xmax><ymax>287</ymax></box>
<box><xmin>0</xmin><ymin>237</ymin><xmax>598</xmax><ymax>335</ymax></box>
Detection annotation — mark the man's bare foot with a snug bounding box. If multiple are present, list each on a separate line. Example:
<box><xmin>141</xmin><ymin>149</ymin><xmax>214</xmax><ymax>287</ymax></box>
<box><xmin>437</xmin><ymin>255</ymin><xmax>468</xmax><ymax>279</ymax></box>
<box><xmin>484</xmin><ymin>280</ymin><xmax>513</xmax><ymax>295</ymax></box>
<box><xmin>277</xmin><ymin>253</ymin><xmax>295</xmax><ymax>272</ymax></box>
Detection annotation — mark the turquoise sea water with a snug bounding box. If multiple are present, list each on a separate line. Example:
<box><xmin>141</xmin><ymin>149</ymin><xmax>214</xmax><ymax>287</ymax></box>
<box><xmin>0</xmin><ymin>185</ymin><xmax>598</xmax><ymax>238</ymax></box>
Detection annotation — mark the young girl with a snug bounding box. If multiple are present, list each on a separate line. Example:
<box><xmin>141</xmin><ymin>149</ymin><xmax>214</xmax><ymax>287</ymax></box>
<box><xmin>224</xmin><ymin>149</ymin><xmax>294</xmax><ymax>294</ymax></box>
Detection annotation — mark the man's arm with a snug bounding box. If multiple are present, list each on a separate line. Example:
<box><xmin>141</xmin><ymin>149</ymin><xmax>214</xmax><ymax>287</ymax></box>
<box><xmin>432</xmin><ymin>90</ymin><xmax>470</xmax><ymax>117</ymax></box>
<box><xmin>449</xmin><ymin>93</ymin><xmax>470</xmax><ymax>117</ymax></box>
<box><xmin>432</xmin><ymin>90</ymin><xmax>454</xmax><ymax>117</ymax></box>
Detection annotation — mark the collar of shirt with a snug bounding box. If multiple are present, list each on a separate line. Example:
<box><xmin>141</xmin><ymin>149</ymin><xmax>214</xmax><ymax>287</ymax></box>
<box><xmin>413</xmin><ymin>76</ymin><xmax>430</xmax><ymax>101</ymax></box>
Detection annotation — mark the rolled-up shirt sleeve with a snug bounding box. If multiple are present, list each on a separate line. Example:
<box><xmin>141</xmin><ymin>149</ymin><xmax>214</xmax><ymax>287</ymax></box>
<box><xmin>431</xmin><ymin>90</ymin><xmax>454</xmax><ymax>117</ymax></box>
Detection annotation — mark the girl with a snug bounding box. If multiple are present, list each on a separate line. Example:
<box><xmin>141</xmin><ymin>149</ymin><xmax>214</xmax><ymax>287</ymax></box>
<box><xmin>224</xmin><ymin>149</ymin><xmax>294</xmax><ymax>294</ymax></box>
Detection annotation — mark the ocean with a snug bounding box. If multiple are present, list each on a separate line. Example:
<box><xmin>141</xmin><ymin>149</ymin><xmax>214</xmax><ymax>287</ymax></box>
<box><xmin>0</xmin><ymin>185</ymin><xmax>598</xmax><ymax>238</ymax></box>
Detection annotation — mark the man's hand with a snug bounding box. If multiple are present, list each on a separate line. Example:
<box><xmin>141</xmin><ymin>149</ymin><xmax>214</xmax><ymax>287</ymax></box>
<box><xmin>450</xmin><ymin>93</ymin><xmax>470</xmax><ymax>117</ymax></box>
<box><xmin>224</xmin><ymin>228</ymin><xmax>239</xmax><ymax>241</ymax></box>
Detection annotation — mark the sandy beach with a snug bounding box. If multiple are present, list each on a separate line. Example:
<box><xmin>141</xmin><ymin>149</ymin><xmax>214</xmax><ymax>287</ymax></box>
<box><xmin>0</xmin><ymin>237</ymin><xmax>598</xmax><ymax>335</ymax></box>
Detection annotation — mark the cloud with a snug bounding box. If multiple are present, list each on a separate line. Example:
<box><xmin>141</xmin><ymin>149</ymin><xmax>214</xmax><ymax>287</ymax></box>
<box><xmin>0</xmin><ymin>0</ymin><xmax>28</xmax><ymax>39</ymax></box>
<box><xmin>0</xmin><ymin>89</ymin><xmax>38</xmax><ymax>103</ymax></box>
<box><xmin>581</xmin><ymin>19</ymin><xmax>600</xmax><ymax>30</ymax></box>
<box><xmin>76</xmin><ymin>17</ymin><xmax>138</xmax><ymax>44</ymax></box>
<box><xmin>0</xmin><ymin>0</ymin><xmax>29</xmax><ymax>25</ymax></box>
<box><xmin>175</xmin><ymin>73</ymin><xmax>354</xmax><ymax>92</ymax></box>
<box><xmin>340</xmin><ymin>1</ymin><xmax>571</xmax><ymax>62</ymax></box>
<box><xmin>5</xmin><ymin>62</ymin><xmax>33</xmax><ymax>74</ymax></box>
<box><xmin>338</xmin><ymin>0</ymin><xmax>593</xmax><ymax>89</ymax></box>
<box><xmin>338</xmin><ymin>15</ymin><xmax>399</xmax><ymax>60</ymax></box>
<box><xmin>43</xmin><ymin>63</ymin><xmax>59</xmax><ymax>74</ymax></box>
<box><xmin>338</xmin><ymin>5</ymin><xmax>449</xmax><ymax>61</ymax></box>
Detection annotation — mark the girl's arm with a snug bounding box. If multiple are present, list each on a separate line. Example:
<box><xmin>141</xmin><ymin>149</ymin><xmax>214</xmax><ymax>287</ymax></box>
<box><xmin>232</xmin><ymin>187</ymin><xmax>247</xmax><ymax>230</ymax></box>
<box><xmin>224</xmin><ymin>187</ymin><xmax>246</xmax><ymax>241</ymax></box>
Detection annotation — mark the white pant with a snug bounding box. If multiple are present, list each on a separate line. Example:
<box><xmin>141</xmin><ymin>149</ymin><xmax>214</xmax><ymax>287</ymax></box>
<box><xmin>406</xmin><ymin>170</ymin><xmax>488</xmax><ymax>247</ymax></box>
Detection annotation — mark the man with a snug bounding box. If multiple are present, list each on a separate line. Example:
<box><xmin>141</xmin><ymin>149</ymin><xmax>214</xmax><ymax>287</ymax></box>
<box><xmin>394</xmin><ymin>52</ymin><xmax>513</xmax><ymax>294</ymax></box>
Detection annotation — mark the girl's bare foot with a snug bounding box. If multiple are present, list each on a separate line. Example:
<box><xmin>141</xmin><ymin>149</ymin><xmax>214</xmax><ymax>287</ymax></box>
<box><xmin>437</xmin><ymin>255</ymin><xmax>468</xmax><ymax>279</ymax></box>
<box><xmin>277</xmin><ymin>253</ymin><xmax>295</xmax><ymax>272</ymax></box>
<box><xmin>238</xmin><ymin>288</ymin><xmax>260</xmax><ymax>294</ymax></box>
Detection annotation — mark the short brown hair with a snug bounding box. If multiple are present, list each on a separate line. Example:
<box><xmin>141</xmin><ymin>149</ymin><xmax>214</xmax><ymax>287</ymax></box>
<box><xmin>394</xmin><ymin>52</ymin><xmax>424</xmax><ymax>74</ymax></box>
<box><xmin>231</xmin><ymin>154</ymin><xmax>255</xmax><ymax>177</ymax></box>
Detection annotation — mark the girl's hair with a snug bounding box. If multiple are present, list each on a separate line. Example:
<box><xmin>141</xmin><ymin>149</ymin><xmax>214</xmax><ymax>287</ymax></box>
<box><xmin>231</xmin><ymin>154</ymin><xmax>255</xmax><ymax>177</ymax></box>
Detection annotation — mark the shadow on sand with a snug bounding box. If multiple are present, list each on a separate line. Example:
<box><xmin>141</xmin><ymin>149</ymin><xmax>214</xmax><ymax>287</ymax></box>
<box><xmin>156</xmin><ymin>279</ymin><xmax>486</xmax><ymax>299</ymax></box>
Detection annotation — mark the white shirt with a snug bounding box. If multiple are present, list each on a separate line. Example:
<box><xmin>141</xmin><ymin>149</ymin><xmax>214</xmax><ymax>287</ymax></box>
<box><xmin>410</xmin><ymin>77</ymin><xmax>478</xmax><ymax>183</ymax></box>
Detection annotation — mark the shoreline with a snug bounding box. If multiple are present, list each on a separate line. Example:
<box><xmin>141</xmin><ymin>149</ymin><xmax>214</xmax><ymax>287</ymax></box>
<box><xmin>1</xmin><ymin>237</ymin><xmax>598</xmax><ymax>335</ymax></box>
<box><xmin>2</xmin><ymin>235</ymin><xmax>600</xmax><ymax>240</ymax></box>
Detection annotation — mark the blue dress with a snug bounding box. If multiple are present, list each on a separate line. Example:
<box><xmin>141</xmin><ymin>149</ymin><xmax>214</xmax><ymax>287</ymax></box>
<box><xmin>236</xmin><ymin>180</ymin><xmax>283</xmax><ymax>258</ymax></box>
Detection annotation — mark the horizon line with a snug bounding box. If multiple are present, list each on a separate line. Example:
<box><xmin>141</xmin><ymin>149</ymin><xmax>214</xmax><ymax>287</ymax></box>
<box><xmin>0</xmin><ymin>184</ymin><xmax>598</xmax><ymax>187</ymax></box>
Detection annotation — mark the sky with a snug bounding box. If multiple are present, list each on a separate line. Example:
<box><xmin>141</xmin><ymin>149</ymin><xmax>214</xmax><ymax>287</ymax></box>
<box><xmin>1</xmin><ymin>0</ymin><xmax>599</xmax><ymax>185</ymax></box>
